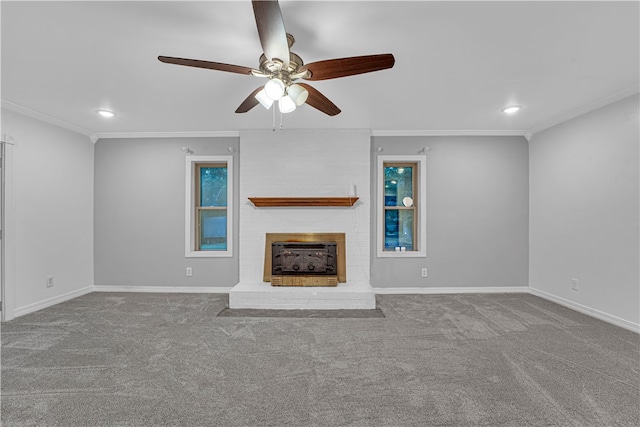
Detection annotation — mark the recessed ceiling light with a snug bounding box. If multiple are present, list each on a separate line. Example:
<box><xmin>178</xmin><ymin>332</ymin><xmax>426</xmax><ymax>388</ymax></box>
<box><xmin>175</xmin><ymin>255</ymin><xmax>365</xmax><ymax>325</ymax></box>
<box><xmin>502</xmin><ymin>105</ymin><xmax>521</xmax><ymax>114</ymax></box>
<box><xmin>96</xmin><ymin>109</ymin><xmax>116</xmax><ymax>118</ymax></box>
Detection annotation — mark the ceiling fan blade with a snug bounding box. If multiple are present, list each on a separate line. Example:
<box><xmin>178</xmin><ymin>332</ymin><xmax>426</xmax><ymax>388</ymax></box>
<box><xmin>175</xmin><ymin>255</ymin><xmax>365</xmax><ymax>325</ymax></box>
<box><xmin>235</xmin><ymin>87</ymin><xmax>264</xmax><ymax>113</ymax></box>
<box><xmin>252</xmin><ymin>0</ymin><xmax>290</xmax><ymax>68</ymax></box>
<box><xmin>158</xmin><ymin>56</ymin><xmax>255</xmax><ymax>75</ymax></box>
<box><xmin>301</xmin><ymin>54</ymin><xmax>395</xmax><ymax>81</ymax></box>
<box><xmin>298</xmin><ymin>84</ymin><xmax>341</xmax><ymax>116</ymax></box>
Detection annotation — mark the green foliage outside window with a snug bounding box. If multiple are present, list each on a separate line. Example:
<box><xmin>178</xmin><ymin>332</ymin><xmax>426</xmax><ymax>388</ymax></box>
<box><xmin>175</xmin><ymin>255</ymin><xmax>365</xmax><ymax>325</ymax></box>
<box><xmin>384</xmin><ymin>164</ymin><xmax>416</xmax><ymax>251</ymax></box>
<box><xmin>197</xmin><ymin>165</ymin><xmax>228</xmax><ymax>251</ymax></box>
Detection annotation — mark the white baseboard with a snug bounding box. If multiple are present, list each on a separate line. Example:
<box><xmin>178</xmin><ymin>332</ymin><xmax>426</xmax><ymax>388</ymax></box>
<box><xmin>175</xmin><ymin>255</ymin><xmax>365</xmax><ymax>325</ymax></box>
<box><xmin>374</xmin><ymin>286</ymin><xmax>530</xmax><ymax>294</ymax></box>
<box><xmin>528</xmin><ymin>287</ymin><xmax>640</xmax><ymax>333</ymax></box>
<box><xmin>14</xmin><ymin>286</ymin><xmax>93</xmax><ymax>318</ymax></box>
<box><xmin>93</xmin><ymin>285</ymin><xmax>233</xmax><ymax>294</ymax></box>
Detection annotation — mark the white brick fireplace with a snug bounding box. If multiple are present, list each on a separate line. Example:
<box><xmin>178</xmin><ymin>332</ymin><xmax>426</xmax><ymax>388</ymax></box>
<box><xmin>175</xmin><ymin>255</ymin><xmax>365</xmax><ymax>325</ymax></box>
<box><xmin>229</xmin><ymin>129</ymin><xmax>375</xmax><ymax>309</ymax></box>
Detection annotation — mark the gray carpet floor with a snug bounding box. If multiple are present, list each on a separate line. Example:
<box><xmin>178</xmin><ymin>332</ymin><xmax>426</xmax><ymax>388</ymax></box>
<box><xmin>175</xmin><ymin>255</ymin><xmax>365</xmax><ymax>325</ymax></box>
<box><xmin>1</xmin><ymin>292</ymin><xmax>638</xmax><ymax>426</ymax></box>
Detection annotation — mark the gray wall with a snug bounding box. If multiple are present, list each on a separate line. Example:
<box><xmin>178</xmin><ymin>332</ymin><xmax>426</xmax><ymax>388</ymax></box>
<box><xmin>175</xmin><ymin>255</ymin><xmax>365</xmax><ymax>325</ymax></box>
<box><xmin>94</xmin><ymin>137</ymin><xmax>239</xmax><ymax>288</ymax></box>
<box><xmin>2</xmin><ymin>109</ymin><xmax>94</xmax><ymax>313</ymax></box>
<box><xmin>371</xmin><ymin>136</ymin><xmax>529</xmax><ymax>288</ymax></box>
<box><xmin>529</xmin><ymin>94</ymin><xmax>639</xmax><ymax>325</ymax></box>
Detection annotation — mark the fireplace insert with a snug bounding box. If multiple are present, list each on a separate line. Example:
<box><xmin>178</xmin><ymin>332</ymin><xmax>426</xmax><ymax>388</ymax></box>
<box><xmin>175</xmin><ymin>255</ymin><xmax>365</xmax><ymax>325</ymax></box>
<box><xmin>271</xmin><ymin>242</ymin><xmax>337</xmax><ymax>276</ymax></box>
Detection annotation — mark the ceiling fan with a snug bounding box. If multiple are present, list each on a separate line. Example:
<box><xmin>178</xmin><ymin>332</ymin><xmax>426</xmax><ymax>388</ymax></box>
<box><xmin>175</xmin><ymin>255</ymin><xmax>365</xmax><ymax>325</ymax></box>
<box><xmin>158</xmin><ymin>0</ymin><xmax>395</xmax><ymax>116</ymax></box>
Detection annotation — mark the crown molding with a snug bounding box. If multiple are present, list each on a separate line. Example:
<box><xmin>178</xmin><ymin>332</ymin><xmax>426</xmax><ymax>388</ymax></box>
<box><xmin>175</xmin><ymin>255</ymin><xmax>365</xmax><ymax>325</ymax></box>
<box><xmin>1</xmin><ymin>99</ymin><xmax>94</xmax><ymax>138</ymax></box>
<box><xmin>371</xmin><ymin>129</ymin><xmax>529</xmax><ymax>138</ymax></box>
<box><xmin>91</xmin><ymin>130</ymin><xmax>240</xmax><ymax>143</ymax></box>
<box><xmin>527</xmin><ymin>84</ymin><xmax>640</xmax><ymax>136</ymax></box>
<box><xmin>96</xmin><ymin>129</ymin><xmax>525</xmax><ymax>141</ymax></box>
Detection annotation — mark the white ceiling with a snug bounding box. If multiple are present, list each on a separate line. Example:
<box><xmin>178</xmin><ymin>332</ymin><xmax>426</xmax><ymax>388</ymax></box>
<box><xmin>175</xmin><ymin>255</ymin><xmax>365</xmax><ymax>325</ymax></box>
<box><xmin>1</xmin><ymin>1</ymin><xmax>638</xmax><ymax>138</ymax></box>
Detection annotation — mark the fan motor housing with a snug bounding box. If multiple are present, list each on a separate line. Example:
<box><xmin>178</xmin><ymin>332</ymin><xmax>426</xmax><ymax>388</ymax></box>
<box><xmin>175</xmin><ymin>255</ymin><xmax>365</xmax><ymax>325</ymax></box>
<box><xmin>259</xmin><ymin>52</ymin><xmax>304</xmax><ymax>76</ymax></box>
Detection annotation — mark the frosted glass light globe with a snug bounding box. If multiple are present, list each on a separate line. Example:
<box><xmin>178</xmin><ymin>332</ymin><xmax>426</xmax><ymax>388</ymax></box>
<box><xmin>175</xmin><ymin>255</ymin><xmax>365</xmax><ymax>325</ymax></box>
<box><xmin>287</xmin><ymin>84</ymin><xmax>309</xmax><ymax>106</ymax></box>
<box><xmin>255</xmin><ymin>89</ymin><xmax>274</xmax><ymax>109</ymax></box>
<box><xmin>264</xmin><ymin>78</ymin><xmax>285</xmax><ymax>100</ymax></box>
<box><xmin>279</xmin><ymin>96</ymin><xmax>296</xmax><ymax>113</ymax></box>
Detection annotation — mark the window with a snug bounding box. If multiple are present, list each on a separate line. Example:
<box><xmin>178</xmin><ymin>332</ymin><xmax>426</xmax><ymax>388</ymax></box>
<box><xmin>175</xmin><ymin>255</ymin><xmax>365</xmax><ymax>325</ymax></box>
<box><xmin>377</xmin><ymin>155</ymin><xmax>426</xmax><ymax>257</ymax></box>
<box><xmin>383</xmin><ymin>163</ymin><xmax>416</xmax><ymax>250</ymax></box>
<box><xmin>185</xmin><ymin>156</ymin><xmax>233</xmax><ymax>257</ymax></box>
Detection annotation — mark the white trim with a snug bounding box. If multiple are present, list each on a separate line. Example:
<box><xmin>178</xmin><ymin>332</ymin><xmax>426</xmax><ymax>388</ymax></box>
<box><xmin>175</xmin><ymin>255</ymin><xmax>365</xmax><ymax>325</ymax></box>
<box><xmin>372</xmin><ymin>129</ymin><xmax>529</xmax><ymax>137</ymax></box>
<box><xmin>93</xmin><ymin>285</ymin><xmax>233</xmax><ymax>293</ymax></box>
<box><xmin>185</xmin><ymin>155</ymin><xmax>233</xmax><ymax>258</ymax></box>
<box><xmin>13</xmin><ymin>286</ymin><xmax>93</xmax><ymax>318</ymax></box>
<box><xmin>376</xmin><ymin>251</ymin><xmax>427</xmax><ymax>258</ymax></box>
<box><xmin>374</xmin><ymin>286</ymin><xmax>529</xmax><ymax>294</ymax></box>
<box><xmin>92</xmin><ymin>131</ymin><xmax>240</xmax><ymax>142</ymax></box>
<box><xmin>528</xmin><ymin>84</ymin><xmax>640</xmax><ymax>136</ymax></box>
<box><xmin>1</xmin><ymin>99</ymin><xmax>93</xmax><ymax>138</ymax></box>
<box><xmin>528</xmin><ymin>287</ymin><xmax>639</xmax><ymax>333</ymax></box>
<box><xmin>1</xmin><ymin>139</ymin><xmax>16</xmax><ymax>321</ymax></box>
<box><xmin>1</xmin><ymin>134</ymin><xmax>15</xmax><ymax>146</ymax></box>
<box><xmin>376</xmin><ymin>155</ymin><xmax>427</xmax><ymax>258</ymax></box>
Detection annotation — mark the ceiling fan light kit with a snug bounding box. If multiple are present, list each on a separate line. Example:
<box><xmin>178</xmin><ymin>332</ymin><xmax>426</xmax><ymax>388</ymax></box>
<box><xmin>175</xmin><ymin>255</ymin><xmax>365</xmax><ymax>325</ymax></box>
<box><xmin>256</xmin><ymin>81</ymin><xmax>309</xmax><ymax>114</ymax></box>
<box><xmin>158</xmin><ymin>0</ymin><xmax>395</xmax><ymax>117</ymax></box>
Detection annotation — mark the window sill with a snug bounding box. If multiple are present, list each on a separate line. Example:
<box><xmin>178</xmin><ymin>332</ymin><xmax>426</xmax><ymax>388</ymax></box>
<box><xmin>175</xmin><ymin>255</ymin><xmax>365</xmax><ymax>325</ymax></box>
<box><xmin>377</xmin><ymin>250</ymin><xmax>426</xmax><ymax>258</ymax></box>
<box><xmin>185</xmin><ymin>250</ymin><xmax>232</xmax><ymax>258</ymax></box>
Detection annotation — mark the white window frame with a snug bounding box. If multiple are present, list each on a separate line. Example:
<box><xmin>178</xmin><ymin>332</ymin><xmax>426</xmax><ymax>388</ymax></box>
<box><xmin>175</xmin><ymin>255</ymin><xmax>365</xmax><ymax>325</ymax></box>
<box><xmin>185</xmin><ymin>155</ymin><xmax>233</xmax><ymax>258</ymax></box>
<box><xmin>377</xmin><ymin>155</ymin><xmax>427</xmax><ymax>258</ymax></box>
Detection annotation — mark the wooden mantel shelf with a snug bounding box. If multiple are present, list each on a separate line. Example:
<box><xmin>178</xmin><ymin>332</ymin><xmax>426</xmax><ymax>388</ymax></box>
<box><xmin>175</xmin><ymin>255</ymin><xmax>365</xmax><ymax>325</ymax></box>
<box><xmin>249</xmin><ymin>197</ymin><xmax>359</xmax><ymax>207</ymax></box>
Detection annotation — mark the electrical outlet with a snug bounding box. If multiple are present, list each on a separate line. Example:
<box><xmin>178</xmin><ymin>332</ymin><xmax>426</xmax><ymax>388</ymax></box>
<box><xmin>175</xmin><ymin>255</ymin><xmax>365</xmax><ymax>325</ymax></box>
<box><xmin>186</xmin><ymin>267</ymin><xmax>192</xmax><ymax>277</ymax></box>
<box><xmin>571</xmin><ymin>278</ymin><xmax>579</xmax><ymax>291</ymax></box>
<box><xmin>46</xmin><ymin>276</ymin><xmax>54</xmax><ymax>288</ymax></box>
<box><xmin>421</xmin><ymin>268</ymin><xmax>428</xmax><ymax>278</ymax></box>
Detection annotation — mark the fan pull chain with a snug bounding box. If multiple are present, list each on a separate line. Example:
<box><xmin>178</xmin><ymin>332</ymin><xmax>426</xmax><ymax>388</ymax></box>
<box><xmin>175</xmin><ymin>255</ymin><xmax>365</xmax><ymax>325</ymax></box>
<box><xmin>279</xmin><ymin>104</ymin><xmax>284</xmax><ymax>130</ymax></box>
<box><xmin>272</xmin><ymin>101</ymin><xmax>276</xmax><ymax>131</ymax></box>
